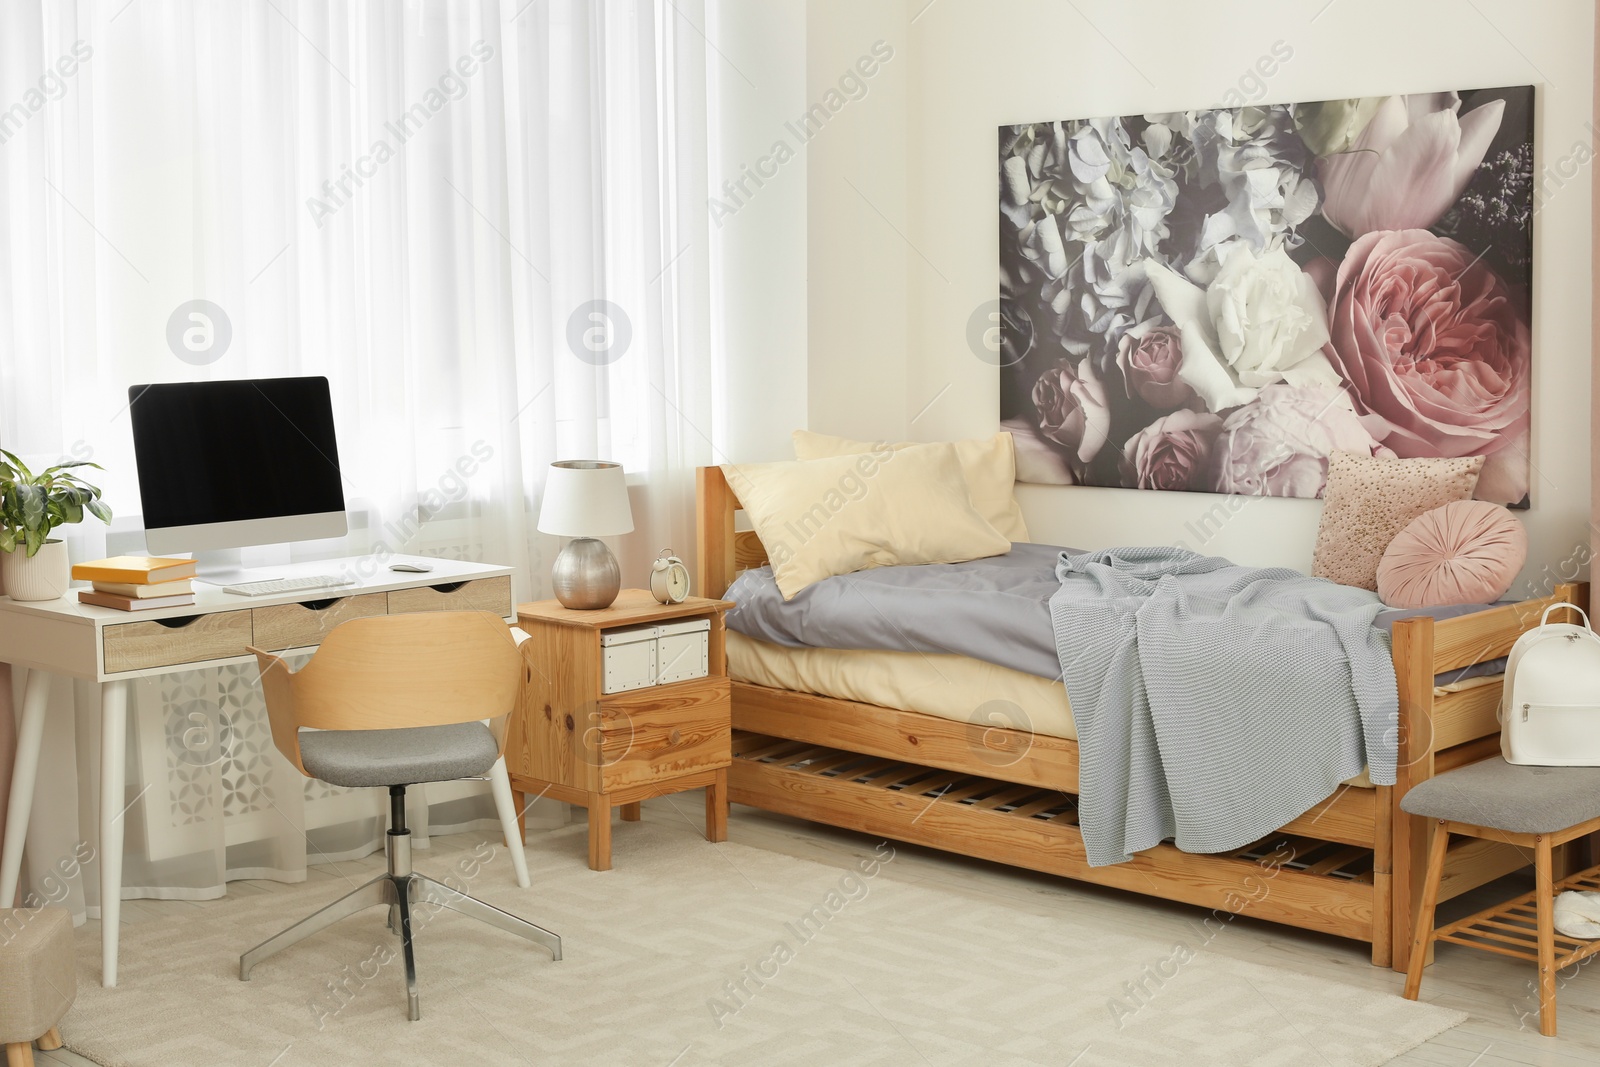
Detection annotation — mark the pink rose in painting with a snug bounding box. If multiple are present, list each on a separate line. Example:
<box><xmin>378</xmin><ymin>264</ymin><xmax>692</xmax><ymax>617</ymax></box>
<box><xmin>1214</xmin><ymin>384</ymin><xmax>1390</xmax><ymax>498</ymax></box>
<box><xmin>1323</xmin><ymin>229</ymin><xmax>1530</xmax><ymax>505</ymax></box>
<box><xmin>1319</xmin><ymin>93</ymin><xmax>1504</xmax><ymax>238</ymax></box>
<box><xmin>1116</xmin><ymin>326</ymin><xmax>1196</xmax><ymax>410</ymax></box>
<box><xmin>1121</xmin><ymin>410</ymin><xmax>1223</xmax><ymax>492</ymax></box>
<box><xmin>1032</xmin><ymin>357</ymin><xmax>1111</xmax><ymax>465</ymax></box>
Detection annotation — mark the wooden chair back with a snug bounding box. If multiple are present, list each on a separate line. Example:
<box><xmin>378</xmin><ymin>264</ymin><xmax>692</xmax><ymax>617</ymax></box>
<box><xmin>248</xmin><ymin>610</ymin><xmax>522</xmax><ymax>777</ymax></box>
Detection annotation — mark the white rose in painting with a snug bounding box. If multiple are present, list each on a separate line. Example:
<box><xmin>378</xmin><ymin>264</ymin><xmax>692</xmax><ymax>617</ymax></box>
<box><xmin>1207</xmin><ymin>242</ymin><xmax>1332</xmax><ymax>388</ymax></box>
<box><xmin>1143</xmin><ymin>243</ymin><xmax>1338</xmax><ymax>414</ymax></box>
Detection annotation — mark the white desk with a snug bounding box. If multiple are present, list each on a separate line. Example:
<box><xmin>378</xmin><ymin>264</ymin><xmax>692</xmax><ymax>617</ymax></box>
<box><xmin>0</xmin><ymin>556</ymin><xmax>513</xmax><ymax>986</ymax></box>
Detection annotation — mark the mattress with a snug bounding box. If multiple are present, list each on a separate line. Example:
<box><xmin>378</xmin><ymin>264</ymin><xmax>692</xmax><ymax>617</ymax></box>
<box><xmin>726</xmin><ymin>633</ymin><xmax>1508</xmax><ymax>791</ymax></box>
<box><xmin>728</xmin><ymin>630</ymin><xmax>1078</xmax><ymax>739</ymax></box>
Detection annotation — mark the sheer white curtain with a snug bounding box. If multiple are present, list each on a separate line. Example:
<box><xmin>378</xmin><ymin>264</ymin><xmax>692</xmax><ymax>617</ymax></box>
<box><xmin>0</xmin><ymin>0</ymin><xmax>713</xmax><ymax>915</ymax></box>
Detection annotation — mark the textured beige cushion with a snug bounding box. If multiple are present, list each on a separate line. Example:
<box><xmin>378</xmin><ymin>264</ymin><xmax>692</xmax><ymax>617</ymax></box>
<box><xmin>1312</xmin><ymin>451</ymin><xmax>1484</xmax><ymax>591</ymax></box>
<box><xmin>0</xmin><ymin>907</ymin><xmax>76</xmax><ymax>1043</ymax></box>
<box><xmin>793</xmin><ymin>430</ymin><xmax>1029</xmax><ymax>542</ymax></box>
<box><xmin>723</xmin><ymin>443</ymin><xmax>1011</xmax><ymax>600</ymax></box>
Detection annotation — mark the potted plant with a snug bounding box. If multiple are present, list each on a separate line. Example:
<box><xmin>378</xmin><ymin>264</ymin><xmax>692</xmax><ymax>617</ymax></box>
<box><xmin>0</xmin><ymin>449</ymin><xmax>112</xmax><ymax>601</ymax></box>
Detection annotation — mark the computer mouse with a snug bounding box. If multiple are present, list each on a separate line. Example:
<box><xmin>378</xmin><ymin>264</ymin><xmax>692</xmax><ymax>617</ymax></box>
<box><xmin>389</xmin><ymin>562</ymin><xmax>435</xmax><ymax>573</ymax></box>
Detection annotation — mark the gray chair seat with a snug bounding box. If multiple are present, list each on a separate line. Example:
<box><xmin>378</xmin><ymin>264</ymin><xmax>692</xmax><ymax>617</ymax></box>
<box><xmin>1400</xmin><ymin>757</ymin><xmax>1600</xmax><ymax>834</ymax></box>
<box><xmin>298</xmin><ymin>722</ymin><xmax>499</xmax><ymax>788</ymax></box>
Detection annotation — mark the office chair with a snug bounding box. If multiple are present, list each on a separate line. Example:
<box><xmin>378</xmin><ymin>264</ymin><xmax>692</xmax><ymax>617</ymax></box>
<box><xmin>237</xmin><ymin>611</ymin><xmax>561</xmax><ymax>1020</ymax></box>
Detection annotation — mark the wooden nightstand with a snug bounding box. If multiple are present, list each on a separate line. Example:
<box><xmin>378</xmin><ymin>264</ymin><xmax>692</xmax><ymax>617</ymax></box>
<box><xmin>508</xmin><ymin>589</ymin><xmax>735</xmax><ymax>870</ymax></box>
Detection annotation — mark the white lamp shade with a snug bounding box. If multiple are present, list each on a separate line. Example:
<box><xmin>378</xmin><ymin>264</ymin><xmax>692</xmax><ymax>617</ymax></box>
<box><xmin>537</xmin><ymin>460</ymin><xmax>634</xmax><ymax>537</ymax></box>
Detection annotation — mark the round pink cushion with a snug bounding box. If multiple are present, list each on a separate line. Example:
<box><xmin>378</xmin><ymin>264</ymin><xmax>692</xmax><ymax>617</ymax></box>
<box><xmin>1376</xmin><ymin>500</ymin><xmax>1527</xmax><ymax>608</ymax></box>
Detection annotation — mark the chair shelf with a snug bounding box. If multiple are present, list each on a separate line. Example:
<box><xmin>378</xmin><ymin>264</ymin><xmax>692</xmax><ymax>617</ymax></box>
<box><xmin>1435</xmin><ymin>864</ymin><xmax>1600</xmax><ymax>969</ymax></box>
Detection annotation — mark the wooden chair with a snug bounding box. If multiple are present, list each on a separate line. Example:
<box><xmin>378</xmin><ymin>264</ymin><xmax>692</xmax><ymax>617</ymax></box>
<box><xmin>1401</xmin><ymin>756</ymin><xmax>1600</xmax><ymax>1037</ymax></box>
<box><xmin>238</xmin><ymin>611</ymin><xmax>561</xmax><ymax>1021</ymax></box>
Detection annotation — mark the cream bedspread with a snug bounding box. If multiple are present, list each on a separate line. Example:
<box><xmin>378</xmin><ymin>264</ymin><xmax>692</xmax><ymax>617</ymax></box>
<box><xmin>727</xmin><ymin>632</ymin><xmax>1394</xmax><ymax>790</ymax></box>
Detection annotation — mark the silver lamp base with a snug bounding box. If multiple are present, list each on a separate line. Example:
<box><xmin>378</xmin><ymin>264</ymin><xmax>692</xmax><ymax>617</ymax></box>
<box><xmin>551</xmin><ymin>537</ymin><xmax>622</xmax><ymax>610</ymax></box>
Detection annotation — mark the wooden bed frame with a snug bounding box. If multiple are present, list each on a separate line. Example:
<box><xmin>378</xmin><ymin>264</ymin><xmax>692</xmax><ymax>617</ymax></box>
<box><xmin>696</xmin><ymin>465</ymin><xmax>1588</xmax><ymax>973</ymax></box>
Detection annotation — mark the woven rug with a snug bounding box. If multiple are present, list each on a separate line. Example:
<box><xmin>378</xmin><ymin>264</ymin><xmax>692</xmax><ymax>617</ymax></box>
<box><xmin>58</xmin><ymin>820</ymin><xmax>1462</xmax><ymax>1066</ymax></box>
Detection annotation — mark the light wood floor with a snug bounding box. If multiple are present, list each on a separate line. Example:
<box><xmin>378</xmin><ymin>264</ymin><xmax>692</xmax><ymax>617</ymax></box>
<box><xmin>38</xmin><ymin>792</ymin><xmax>1600</xmax><ymax>1066</ymax></box>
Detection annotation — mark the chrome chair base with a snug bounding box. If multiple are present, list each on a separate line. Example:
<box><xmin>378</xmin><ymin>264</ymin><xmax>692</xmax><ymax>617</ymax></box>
<box><xmin>239</xmin><ymin>786</ymin><xmax>560</xmax><ymax>1021</ymax></box>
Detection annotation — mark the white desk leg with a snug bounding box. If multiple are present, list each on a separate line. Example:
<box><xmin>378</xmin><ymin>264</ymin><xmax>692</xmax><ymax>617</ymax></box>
<box><xmin>100</xmin><ymin>679</ymin><xmax>130</xmax><ymax>987</ymax></box>
<box><xmin>0</xmin><ymin>669</ymin><xmax>50</xmax><ymax>907</ymax></box>
<box><xmin>487</xmin><ymin>757</ymin><xmax>531</xmax><ymax>888</ymax></box>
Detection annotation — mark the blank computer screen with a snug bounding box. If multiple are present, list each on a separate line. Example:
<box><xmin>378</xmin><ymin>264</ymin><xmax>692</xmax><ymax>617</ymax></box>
<box><xmin>128</xmin><ymin>377</ymin><xmax>346</xmax><ymax>529</ymax></box>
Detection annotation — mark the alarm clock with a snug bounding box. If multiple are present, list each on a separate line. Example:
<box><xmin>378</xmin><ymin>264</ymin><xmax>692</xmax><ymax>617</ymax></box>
<box><xmin>649</xmin><ymin>550</ymin><xmax>691</xmax><ymax>604</ymax></box>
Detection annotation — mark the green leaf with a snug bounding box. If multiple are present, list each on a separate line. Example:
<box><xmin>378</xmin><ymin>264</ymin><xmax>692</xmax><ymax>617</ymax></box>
<box><xmin>41</xmin><ymin>460</ymin><xmax>104</xmax><ymax>476</ymax></box>
<box><xmin>0</xmin><ymin>449</ymin><xmax>33</xmax><ymax>480</ymax></box>
<box><xmin>87</xmin><ymin>499</ymin><xmax>112</xmax><ymax>523</ymax></box>
<box><xmin>15</xmin><ymin>484</ymin><xmax>46</xmax><ymax>529</ymax></box>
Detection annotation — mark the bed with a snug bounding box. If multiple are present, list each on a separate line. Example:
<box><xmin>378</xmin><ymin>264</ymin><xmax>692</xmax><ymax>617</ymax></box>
<box><xmin>696</xmin><ymin>464</ymin><xmax>1589</xmax><ymax>972</ymax></box>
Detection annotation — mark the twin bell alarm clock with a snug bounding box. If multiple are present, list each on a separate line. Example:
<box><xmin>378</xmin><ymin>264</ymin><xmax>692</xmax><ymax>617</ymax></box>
<box><xmin>649</xmin><ymin>549</ymin><xmax>690</xmax><ymax>604</ymax></box>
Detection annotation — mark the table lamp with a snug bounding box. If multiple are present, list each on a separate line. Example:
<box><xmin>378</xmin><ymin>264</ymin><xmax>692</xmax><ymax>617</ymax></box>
<box><xmin>537</xmin><ymin>460</ymin><xmax>634</xmax><ymax>609</ymax></box>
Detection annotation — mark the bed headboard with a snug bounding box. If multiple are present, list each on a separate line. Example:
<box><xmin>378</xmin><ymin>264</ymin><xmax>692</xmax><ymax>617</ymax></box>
<box><xmin>696</xmin><ymin>466</ymin><xmax>771</xmax><ymax>598</ymax></box>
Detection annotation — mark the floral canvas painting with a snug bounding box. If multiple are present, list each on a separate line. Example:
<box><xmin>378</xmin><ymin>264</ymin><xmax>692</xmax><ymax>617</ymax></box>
<box><xmin>998</xmin><ymin>87</ymin><xmax>1534</xmax><ymax>506</ymax></box>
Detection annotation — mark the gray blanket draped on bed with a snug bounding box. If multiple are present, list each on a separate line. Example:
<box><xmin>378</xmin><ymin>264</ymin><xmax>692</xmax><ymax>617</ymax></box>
<box><xmin>1050</xmin><ymin>546</ymin><xmax>1398</xmax><ymax>867</ymax></box>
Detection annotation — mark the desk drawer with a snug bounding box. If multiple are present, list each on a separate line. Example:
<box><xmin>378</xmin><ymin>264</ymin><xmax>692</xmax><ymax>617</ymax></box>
<box><xmin>387</xmin><ymin>575</ymin><xmax>511</xmax><ymax>616</ymax></box>
<box><xmin>596</xmin><ymin>675</ymin><xmax>731</xmax><ymax>789</ymax></box>
<box><xmin>251</xmin><ymin>593</ymin><xmax>389</xmax><ymax>651</ymax></box>
<box><xmin>103</xmin><ymin>609</ymin><xmax>254</xmax><ymax>673</ymax></box>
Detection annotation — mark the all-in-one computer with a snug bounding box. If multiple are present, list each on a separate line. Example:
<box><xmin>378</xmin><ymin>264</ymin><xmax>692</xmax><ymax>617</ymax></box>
<box><xmin>128</xmin><ymin>376</ymin><xmax>352</xmax><ymax>594</ymax></box>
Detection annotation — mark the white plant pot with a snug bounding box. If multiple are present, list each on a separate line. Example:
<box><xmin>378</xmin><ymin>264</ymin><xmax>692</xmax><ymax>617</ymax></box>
<box><xmin>1</xmin><ymin>539</ymin><xmax>72</xmax><ymax>601</ymax></box>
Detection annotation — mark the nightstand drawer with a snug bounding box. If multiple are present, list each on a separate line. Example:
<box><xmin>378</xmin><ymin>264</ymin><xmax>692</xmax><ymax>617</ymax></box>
<box><xmin>596</xmin><ymin>675</ymin><xmax>731</xmax><ymax>789</ymax></box>
<box><xmin>387</xmin><ymin>575</ymin><xmax>511</xmax><ymax>616</ymax></box>
<box><xmin>103</xmin><ymin>609</ymin><xmax>254</xmax><ymax>673</ymax></box>
<box><xmin>251</xmin><ymin>593</ymin><xmax>389</xmax><ymax>651</ymax></box>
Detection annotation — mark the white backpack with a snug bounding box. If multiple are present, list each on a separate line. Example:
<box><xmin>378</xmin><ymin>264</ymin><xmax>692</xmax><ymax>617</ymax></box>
<box><xmin>1500</xmin><ymin>603</ymin><xmax>1600</xmax><ymax>766</ymax></box>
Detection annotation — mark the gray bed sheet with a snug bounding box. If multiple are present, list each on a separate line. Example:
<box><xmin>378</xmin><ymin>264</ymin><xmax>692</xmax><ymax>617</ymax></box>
<box><xmin>724</xmin><ymin>543</ymin><xmax>1506</xmax><ymax>686</ymax></box>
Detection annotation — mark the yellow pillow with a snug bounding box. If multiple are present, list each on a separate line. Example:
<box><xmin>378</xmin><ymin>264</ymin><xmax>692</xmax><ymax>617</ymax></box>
<box><xmin>722</xmin><ymin>442</ymin><xmax>1012</xmax><ymax>600</ymax></box>
<box><xmin>792</xmin><ymin>429</ymin><xmax>1029</xmax><ymax>542</ymax></box>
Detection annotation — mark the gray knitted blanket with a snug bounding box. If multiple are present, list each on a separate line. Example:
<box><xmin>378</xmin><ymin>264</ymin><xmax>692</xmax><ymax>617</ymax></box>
<box><xmin>1050</xmin><ymin>546</ymin><xmax>1397</xmax><ymax>867</ymax></box>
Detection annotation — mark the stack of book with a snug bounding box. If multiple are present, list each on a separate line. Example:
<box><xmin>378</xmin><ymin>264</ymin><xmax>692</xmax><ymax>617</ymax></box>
<box><xmin>72</xmin><ymin>556</ymin><xmax>198</xmax><ymax>611</ymax></box>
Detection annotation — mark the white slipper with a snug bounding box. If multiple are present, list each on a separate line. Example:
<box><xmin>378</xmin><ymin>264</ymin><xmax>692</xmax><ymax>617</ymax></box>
<box><xmin>1554</xmin><ymin>890</ymin><xmax>1600</xmax><ymax>939</ymax></box>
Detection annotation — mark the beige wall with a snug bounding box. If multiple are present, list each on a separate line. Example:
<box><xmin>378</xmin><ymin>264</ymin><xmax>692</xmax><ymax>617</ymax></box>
<box><xmin>803</xmin><ymin>0</ymin><xmax>1593</xmax><ymax>588</ymax></box>
<box><xmin>806</xmin><ymin>0</ymin><xmax>911</xmax><ymax>444</ymax></box>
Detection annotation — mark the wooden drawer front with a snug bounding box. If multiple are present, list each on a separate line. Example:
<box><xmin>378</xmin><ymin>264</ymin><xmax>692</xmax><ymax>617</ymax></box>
<box><xmin>103</xmin><ymin>610</ymin><xmax>254</xmax><ymax>673</ymax></box>
<box><xmin>596</xmin><ymin>676</ymin><xmax>731</xmax><ymax>789</ymax></box>
<box><xmin>387</xmin><ymin>575</ymin><xmax>511</xmax><ymax>617</ymax></box>
<box><xmin>251</xmin><ymin>593</ymin><xmax>389</xmax><ymax>651</ymax></box>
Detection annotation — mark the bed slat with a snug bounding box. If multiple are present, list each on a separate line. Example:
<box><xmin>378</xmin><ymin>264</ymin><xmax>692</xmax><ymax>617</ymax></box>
<box><xmin>730</xmin><ymin>732</ymin><xmax>1375</xmax><ymax>943</ymax></box>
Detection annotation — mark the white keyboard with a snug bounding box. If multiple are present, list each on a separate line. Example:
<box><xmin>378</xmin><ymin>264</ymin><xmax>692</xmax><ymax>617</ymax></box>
<box><xmin>221</xmin><ymin>575</ymin><xmax>356</xmax><ymax>598</ymax></box>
